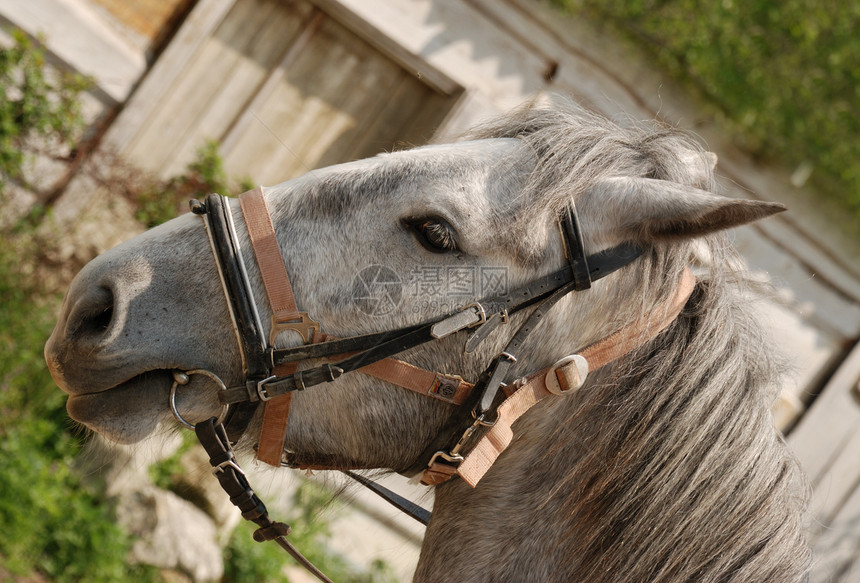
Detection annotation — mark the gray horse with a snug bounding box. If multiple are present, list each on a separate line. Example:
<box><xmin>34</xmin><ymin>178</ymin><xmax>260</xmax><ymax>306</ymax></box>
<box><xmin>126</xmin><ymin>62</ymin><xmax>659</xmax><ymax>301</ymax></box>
<box><xmin>46</xmin><ymin>103</ymin><xmax>810</xmax><ymax>581</ymax></box>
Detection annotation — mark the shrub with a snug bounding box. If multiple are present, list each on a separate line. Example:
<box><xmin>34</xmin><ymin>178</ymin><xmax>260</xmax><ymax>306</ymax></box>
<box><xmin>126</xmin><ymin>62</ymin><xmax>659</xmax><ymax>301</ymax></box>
<box><xmin>0</xmin><ymin>232</ymin><xmax>158</xmax><ymax>583</ymax></box>
<box><xmin>0</xmin><ymin>29</ymin><xmax>91</xmax><ymax>192</ymax></box>
<box><xmin>553</xmin><ymin>0</ymin><xmax>860</xmax><ymax>228</ymax></box>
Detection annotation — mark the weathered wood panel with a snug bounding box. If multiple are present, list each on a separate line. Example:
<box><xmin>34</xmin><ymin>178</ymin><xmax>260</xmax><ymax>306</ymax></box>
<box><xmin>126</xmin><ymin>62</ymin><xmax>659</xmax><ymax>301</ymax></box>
<box><xmin>102</xmin><ymin>0</ymin><xmax>236</xmax><ymax>152</ymax></box>
<box><xmin>111</xmin><ymin>0</ymin><xmax>458</xmax><ymax>186</ymax></box>
<box><xmin>122</xmin><ymin>0</ymin><xmax>307</xmax><ymax>177</ymax></box>
<box><xmin>220</xmin><ymin>8</ymin><xmax>456</xmax><ymax>185</ymax></box>
<box><xmin>790</xmin><ymin>342</ymin><xmax>860</xmax><ymax>484</ymax></box>
<box><xmin>788</xmin><ymin>342</ymin><xmax>860</xmax><ymax>581</ymax></box>
<box><xmin>809</xmin><ymin>473</ymin><xmax>860</xmax><ymax>582</ymax></box>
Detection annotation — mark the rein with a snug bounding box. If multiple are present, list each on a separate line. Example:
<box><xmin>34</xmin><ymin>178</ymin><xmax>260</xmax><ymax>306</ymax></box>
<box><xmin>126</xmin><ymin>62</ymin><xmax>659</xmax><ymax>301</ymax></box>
<box><xmin>171</xmin><ymin>187</ymin><xmax>694</xmax><ymax>582</ymax></box>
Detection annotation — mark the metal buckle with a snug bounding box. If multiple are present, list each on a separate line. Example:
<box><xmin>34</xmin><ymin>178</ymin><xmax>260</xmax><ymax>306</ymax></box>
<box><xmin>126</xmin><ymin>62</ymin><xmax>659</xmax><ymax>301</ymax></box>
<box><xmin>426</xmin><ymin>412</ymin><xmax>492</xmax><ymax>471</ymax></box>
<box><xmin>256</xmin><ymin>375</ymin><xmax>278</xmax><ymax>401</ymax></box>
<box><xmin>270</xmin><ymin>312</ymin><xmax>320</xmax><ymax>345</ymax></box>
<box><xmin>212</xmin><ymin>459</ymin><xmax>246</xmax><ymax>476</ymax></box>
<box><xmin>427</xmin><ymin>450</ymin><xmax>465</xmax><ymax>467</ymax></box>
<box><xmin>464</xmin><ymin>303</ymin><xmax>487</xmax><ymax>327</ymax></box>
<box><xmin>430</xmin><ymin>303</ymin><xmax>487</xmax><ymax>339</ymax></box>
<box><xmin>471</xmin><ymin>408</ymin><xmax>497</xmax><ymax>427</ymax></box>
<box><xmin>544</xmin><ymin>354</ymin><xmax>589</xmax><ymax>395</ymax></box>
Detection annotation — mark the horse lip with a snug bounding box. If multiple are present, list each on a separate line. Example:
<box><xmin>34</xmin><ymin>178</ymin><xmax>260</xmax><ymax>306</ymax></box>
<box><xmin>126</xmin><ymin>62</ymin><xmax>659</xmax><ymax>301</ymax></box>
<box><xmin>65</xmin><ymin>371</ymin><xmax>174</xmax><ymax>443</ymax></box>
<box><xmin>55</xmin><ymin>367</ymin><xmax>171</xmax><ymax>397</ymax></box>
<box><xmin>44</xmin><ymin>329</ymin><xmax>126</xmax><ymax>396</ymax></box>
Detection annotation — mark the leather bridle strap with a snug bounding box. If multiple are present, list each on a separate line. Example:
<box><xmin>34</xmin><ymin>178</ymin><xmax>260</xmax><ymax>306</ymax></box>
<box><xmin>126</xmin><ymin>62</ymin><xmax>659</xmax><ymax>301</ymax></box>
<box><xmin>263</xmin><ymin>243</ymin><xmax>643</xmax><ymax>369</ymax></box>
<box><xmin>191</xmin><ymin>194</ymin><xmax>266</xmax><ymax>442</ymax></box>
<box><xmin>423</xmin><ymin>267</ymin><xmax>698</xmax><ymax>486</ymax></box>
<box><xmin>222</xmin><ymin>243</ymin><xmax>643</xmax><ymax>406</ymax></box>
<box><xmin>195</xmin><ymin>417</ymin><xmax>334</xmax><ymax>583</ymax></box>
<box><xmin>238</xmin><ymin>187</ymin><xmax>309</xmax><ymax>466</ymax></box>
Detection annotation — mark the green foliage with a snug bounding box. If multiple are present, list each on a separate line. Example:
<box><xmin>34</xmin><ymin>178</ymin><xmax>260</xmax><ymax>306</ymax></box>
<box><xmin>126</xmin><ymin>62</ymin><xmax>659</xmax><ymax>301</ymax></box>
<box><xmin>552</xmin><ymin>0</ymin><xmax>860</xmax><ymax>224</ymax></box>
<box><xmin>0</xmin><ymin>233</ymin><xmax>159</xmax><ymax>583</ymax></box>
<box><xmin>0</xmin><ymin>29</ymin><xmax>145</xmax><ymax>580</ymax></box>
<box><xmin>222</xmin><ymin>521</ymin><xmax>291</xmax><ymax>583</ymax></box>
<box><xmin>132</xmin><ymin>140</ymin><xmax>255</xmax><ymax>228</ymax></box>
<box><xmin>0</xmin><ymin>28</ymin><xmax>91</xmax><ymax>190</ymax></box>
<box><xmin>222</xmin><ymin>481</ymin><xmax>398</xmax><ymax>583</ymax></box>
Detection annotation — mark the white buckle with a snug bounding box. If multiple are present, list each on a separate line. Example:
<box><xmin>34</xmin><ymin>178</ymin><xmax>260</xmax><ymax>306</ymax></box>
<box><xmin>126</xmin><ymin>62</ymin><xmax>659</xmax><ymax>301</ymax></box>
<box><xmin>545</xmin><ymin>354</ymin><xmax>589</xmax><ymax>395</ymax></box>
<box><xmin>213</xmin><ymin>459</ymin><xmax>246</xmax><ymax>476</ymax></box>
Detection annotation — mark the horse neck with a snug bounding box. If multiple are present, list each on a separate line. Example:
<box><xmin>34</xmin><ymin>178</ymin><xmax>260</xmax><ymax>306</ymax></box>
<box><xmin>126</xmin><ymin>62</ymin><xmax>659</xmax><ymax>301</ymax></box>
<box><xmin>414</xmin><ymin>395</ymin><xmax>582</xmax><ymax>582</ymax></box>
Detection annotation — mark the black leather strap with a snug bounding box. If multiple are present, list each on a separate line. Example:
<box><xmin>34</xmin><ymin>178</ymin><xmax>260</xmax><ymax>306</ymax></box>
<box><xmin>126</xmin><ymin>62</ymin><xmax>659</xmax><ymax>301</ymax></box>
<box><xmin>267</xmin><ymin>243</ymin><xmax>640</xmax><ymax>368</ymax></box>
<box><xmin>228</xmin><ymin>243</ymin><xmax>643</xmax><ymax>404</ymax></box>
<box><xmin>194</xmin><ymin>195</ymin><xmax>268</xmax><ymax>378</ymax></box>
<box><xmin>475</xmin><ymin>278</ymin><xmax>579</xmax><ymax>416</ymax></box>
<box><xmin>342</xmin><ymin>470</ymin><xmax>431</xmax><ymax>525</ymax></box>
<box><xmin>194</xmin><ymin>418</ymin><xmax>334</xmax><ymax>583</ymax></box>
<box><xmin>561</xmin><ymin>203</ymin><xmax>592</xmax><ymax>291</ymax></box>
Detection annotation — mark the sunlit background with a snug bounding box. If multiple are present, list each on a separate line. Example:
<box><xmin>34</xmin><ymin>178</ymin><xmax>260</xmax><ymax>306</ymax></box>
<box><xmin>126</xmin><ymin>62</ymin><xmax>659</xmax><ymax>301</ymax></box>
<box><xmin>1</xmin><ymin>1</ymin><xmax>858</xmax><ymax>581</ymax></box>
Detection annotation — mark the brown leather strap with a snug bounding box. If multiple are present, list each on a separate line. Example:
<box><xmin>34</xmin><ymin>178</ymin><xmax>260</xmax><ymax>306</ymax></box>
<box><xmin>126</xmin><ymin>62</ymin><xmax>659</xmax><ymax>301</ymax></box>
<box><xmin>311</xmin><ymin>332</ymin><xmax>475</xmax><ymax>405</ymax></box>
<box><xmin>240</xmin><ymin>188</ymin><xmax>300</xmax><ymax>327</ymax></box>
<box><xmin>255</xmin><ymin>363</ymin><xmax>296</xmax><ymax>466</ymax></box>
<box><xmin>434</xmin><ymin>267</ymin><xmax>697</xmax><ymax>487</ymax></box>
<box><xmin>577</xmin><ymin>267</ymin><xmax>695</xmax><ymax>370</ymax></box>
<box><xmin>358</xmin><ymin>359</ymin><xmax>473</xmax><ymax>405</ymax></box>
<box><xmin>421</xmin><ymin>462</ymin><xmax>459</xmax><ymax>486</ymax></box>
<box><xmin>239</xmin><ymin>187</ymin><xmax>306</xmax><ymax>466</ymax></box>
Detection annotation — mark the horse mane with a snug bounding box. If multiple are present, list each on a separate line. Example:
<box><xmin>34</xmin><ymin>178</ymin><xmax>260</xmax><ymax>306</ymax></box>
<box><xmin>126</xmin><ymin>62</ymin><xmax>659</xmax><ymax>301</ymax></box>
<box><xmin>526</xmin><ymin>275</ymin><xmax>811</xmax><ymax>581</ymax></box>
<box><xmin>449</xmin><ymin>102</ymin><xmax>812</xmax><ymax>581</ymax></box>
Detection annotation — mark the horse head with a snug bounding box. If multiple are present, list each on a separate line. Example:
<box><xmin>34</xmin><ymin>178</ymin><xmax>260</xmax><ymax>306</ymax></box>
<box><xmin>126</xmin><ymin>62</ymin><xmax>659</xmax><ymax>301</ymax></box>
<box><xmin>45</xmin><ymin>103</ymin><xmax>809</xmax><ymax>582</ymax></box>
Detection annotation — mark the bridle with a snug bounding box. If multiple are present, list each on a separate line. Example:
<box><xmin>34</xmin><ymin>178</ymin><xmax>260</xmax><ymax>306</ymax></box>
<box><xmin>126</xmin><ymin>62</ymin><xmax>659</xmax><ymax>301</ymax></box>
<box><xmin>170</xmin><ymin>186</ymin><xmax>695</xmax><ymax>582</ymax></box>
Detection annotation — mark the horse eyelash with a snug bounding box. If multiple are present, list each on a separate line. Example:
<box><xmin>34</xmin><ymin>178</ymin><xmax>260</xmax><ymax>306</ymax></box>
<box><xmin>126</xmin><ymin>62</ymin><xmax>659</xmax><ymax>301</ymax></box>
<box><xmin>404</xmin><ymin>217</ymin><xmax>459</xmax><ymax>253</ymax></box>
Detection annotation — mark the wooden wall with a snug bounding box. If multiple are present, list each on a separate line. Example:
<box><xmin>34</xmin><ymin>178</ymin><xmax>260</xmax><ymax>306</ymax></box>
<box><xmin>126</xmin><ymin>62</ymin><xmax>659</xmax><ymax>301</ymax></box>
<box><xmin>106</xmin><ymin>0</ymin><xmax>459</xmax><ymax>187</ymax></box>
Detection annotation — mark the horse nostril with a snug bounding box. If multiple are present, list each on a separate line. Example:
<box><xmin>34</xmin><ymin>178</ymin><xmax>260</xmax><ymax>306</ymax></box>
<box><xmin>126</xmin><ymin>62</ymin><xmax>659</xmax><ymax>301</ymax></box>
<box><xmin>68</xmin><ymin>286</ymin><xmax>116</xmax><ymax>340</ymax></box>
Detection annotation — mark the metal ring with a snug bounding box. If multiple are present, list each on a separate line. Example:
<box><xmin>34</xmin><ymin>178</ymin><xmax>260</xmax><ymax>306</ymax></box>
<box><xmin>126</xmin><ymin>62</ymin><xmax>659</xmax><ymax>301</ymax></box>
<box><xmin>170</xmin><ymin>369</ymin><xmax>229</xmax><ymax>429</ymax></box>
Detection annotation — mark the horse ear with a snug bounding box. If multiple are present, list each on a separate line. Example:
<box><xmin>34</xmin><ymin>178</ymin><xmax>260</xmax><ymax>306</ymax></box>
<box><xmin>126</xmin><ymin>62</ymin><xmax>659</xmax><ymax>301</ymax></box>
<box><xmin>588</xmin><ymin>176</ymin><xmax>786</xmax><ymax>243</ymax></box>
<box><xmin>678</xmin><ymin>149</ymin><xmax>718</xmax><ymax>188</ymax></box>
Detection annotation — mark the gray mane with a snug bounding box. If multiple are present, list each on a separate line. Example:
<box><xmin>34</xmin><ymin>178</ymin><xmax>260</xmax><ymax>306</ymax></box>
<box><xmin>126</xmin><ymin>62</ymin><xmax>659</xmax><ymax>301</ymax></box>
<box><xmin>533</xmin><ymin>281</ymin><xmax>810</xmax><ymax>580</ymax></box>
<box><xmin>420</xmin><ymin>104</ymin><xmax>811</xmax><ymax>581</ymax></box>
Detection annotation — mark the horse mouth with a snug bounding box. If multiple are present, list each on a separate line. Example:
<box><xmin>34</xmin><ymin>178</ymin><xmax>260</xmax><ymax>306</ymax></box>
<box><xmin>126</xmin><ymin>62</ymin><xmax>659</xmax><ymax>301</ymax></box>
<box><xmin>65</xmin><ymin>370</ymin><xmax>174</xmax><ymax>443</ymax></box>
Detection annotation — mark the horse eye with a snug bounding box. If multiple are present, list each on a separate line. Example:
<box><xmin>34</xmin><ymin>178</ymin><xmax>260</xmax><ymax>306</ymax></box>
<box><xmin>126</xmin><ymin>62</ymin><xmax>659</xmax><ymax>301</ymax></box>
<box><xmin>404</xmin><ymin>217</ymin><xmax>459</xmax><ymax>253</ymax></box>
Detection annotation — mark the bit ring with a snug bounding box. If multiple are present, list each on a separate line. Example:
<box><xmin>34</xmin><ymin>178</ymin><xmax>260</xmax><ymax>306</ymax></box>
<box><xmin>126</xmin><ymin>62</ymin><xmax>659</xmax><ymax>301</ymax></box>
<box><xmin>170</xmin><ymin>369</ymin><xmax>229</xmax><ymax>429</ymax></box>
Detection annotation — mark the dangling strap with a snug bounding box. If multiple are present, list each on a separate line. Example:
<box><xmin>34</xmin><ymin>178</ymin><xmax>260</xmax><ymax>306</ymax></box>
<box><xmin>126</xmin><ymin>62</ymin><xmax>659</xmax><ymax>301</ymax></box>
<box><xmin>195</xmin><ymin>418</ymin><xmax>334</xmax><ymax>583</ymax></box>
